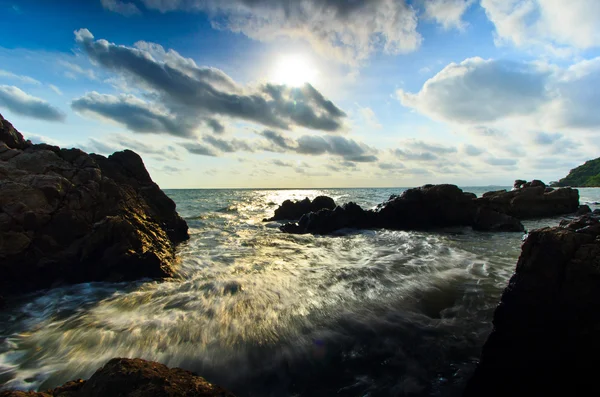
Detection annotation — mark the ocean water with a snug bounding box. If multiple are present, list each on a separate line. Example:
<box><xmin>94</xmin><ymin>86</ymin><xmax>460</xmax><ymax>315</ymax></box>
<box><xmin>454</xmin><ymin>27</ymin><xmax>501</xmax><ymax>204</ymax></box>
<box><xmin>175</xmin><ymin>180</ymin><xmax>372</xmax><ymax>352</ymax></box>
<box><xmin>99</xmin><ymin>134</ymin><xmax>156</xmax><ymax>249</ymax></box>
<box><xmin>1</xmin><ymin>187</ymin><xmax>599</xmax><ymax>396</ymax></box>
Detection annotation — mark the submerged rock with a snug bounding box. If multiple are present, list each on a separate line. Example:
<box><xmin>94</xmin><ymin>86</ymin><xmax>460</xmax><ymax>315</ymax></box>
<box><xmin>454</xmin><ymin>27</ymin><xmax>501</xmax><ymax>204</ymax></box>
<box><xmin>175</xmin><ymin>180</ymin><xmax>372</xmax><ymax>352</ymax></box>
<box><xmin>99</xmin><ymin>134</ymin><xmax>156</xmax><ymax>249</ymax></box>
<box><xmin>464</xmin><ymin>212</ymin><xmax>600</xmax><ymax>396</ymax></box>
<box><xmin>264</xmin><ymin>195</ymin><xmax>336</xmax><ymax>221</ymax></box>
<box><xmin>0</xmin><ymin>114</ymin><xmax>189</xmax><ymax>294</ymax></box>
<box><xmin>0</xmin><ymin>358</ymin><xmax>235</xmax><ymax>397</ymax></box>
<box><xmin>477</xmin><ymin>180</ymin><xmax>579</xmax><ymax>219</ymax></box>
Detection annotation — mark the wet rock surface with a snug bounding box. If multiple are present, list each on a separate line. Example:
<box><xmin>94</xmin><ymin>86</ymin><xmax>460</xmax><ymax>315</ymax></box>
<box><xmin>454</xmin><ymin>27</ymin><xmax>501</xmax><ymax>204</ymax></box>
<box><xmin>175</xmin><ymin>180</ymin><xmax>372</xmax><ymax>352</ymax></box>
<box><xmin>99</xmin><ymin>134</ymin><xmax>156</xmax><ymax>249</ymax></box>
<box><xmin>0</xmin><ymin>114</ymin><xmax>189</xmax><ymax>294</ymax></box>
<box><xmin>0</xmin><ymin>358</ymin><xmax>235</xmax><ymax>397</ymax></box>
<box><xmin>464</xmin><ymin>212</ymin><xmax>600</xmax><ymax>397</ymax></box>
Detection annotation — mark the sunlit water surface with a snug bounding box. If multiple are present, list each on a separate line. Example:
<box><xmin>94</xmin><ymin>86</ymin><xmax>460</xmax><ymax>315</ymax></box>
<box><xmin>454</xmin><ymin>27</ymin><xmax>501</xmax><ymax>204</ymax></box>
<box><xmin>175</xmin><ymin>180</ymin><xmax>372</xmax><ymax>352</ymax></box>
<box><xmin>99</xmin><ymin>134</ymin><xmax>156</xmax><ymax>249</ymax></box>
<box><xmin>1</xmin><ymin>187</ymin><xmax>599</xmax><ymax>396</ymax></box>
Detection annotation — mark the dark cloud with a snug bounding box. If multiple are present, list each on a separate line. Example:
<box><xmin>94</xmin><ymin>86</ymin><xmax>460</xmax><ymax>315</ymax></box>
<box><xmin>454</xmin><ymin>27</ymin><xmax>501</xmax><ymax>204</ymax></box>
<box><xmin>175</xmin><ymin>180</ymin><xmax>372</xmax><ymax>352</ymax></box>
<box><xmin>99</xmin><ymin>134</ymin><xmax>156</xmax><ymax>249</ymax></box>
<box><xmin>100</xmin><ymin>0</ymin><xmax>140</xmax><ymax>16</ymax></box>
<box><xmin>75</xmin><ymin>29</ymin><xmax>346</xmax><ymax>135</ymax></box>
<box><xmin>394</xmin><ymin>148</ymin><xmax>438</xmax><ymax>161</ymax></box>
<box><xmin>0</xmin><ymin>85</ymin><xmax>65</xmax><ymax>122</ymax></box>
<box><xmin>206</xmin><ymin>118</ymin><xmax>225</xmax><ymax>134</ymax></box>
<box><xmin>379</xmin><ymin>162</ymin><xmax>405</xmax><ymax>170</ymax></box>
<box><xmin>202</xmin><ymin>135</ymin><xmax>254</xmax><ymax>153</ymax></box>
<box><xmin>462</xmin><ymin>144</ymin><xmax>484</xmax><ymax>156</ymax></box>
<box><xmin>258</xmin><ymin>129</ymin><xmax>296</xmax><ymax>151</ymax></box>
<box><xmin>271</xmin><ymin>159</ymin><xmax>293</xmax><ymax>167</ymax></box>
<box><xmin>533</xmin><ymin>132</ymin><xmax>562</xmax><ymax>145</ymax></box>
<box><xmin>186</xmin><ymin>143</ymin><xmax>219</xmax><ymax>157</ymax></box>
<box><xmin>295</xmin><ymin>135</ymin><xmax>379</xmax><ymax>162</ymax></box>
<box><xmin>72</xmin><ymin>92</ymin><xmax>194</xmax><ymax>137</ymax></box>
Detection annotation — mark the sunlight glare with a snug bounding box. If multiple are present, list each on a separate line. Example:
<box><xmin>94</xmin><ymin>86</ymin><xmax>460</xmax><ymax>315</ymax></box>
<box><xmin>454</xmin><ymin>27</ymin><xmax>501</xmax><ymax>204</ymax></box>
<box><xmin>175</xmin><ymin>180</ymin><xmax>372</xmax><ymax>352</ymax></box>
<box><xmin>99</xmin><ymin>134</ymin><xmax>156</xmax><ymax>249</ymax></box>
<box><xmin>272</xmin><ymin>54</ymin><xmax>319</xmax><ymax>87</ymax></box>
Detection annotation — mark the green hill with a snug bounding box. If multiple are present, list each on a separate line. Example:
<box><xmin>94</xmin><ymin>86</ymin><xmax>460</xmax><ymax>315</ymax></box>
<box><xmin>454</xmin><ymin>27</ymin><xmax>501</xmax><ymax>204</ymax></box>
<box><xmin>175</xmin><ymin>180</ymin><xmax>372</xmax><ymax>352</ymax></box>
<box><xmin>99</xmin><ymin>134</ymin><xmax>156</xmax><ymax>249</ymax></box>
<box><xmin>552</xmin><ymin>157</ymin><xmax>600</xmax><ymax>187</ymax></box>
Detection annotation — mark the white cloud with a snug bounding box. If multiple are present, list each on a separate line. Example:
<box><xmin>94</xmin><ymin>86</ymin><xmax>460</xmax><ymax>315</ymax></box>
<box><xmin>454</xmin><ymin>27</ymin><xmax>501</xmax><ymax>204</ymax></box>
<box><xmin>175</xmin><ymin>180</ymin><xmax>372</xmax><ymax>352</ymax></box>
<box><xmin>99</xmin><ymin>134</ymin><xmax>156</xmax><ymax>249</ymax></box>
<box><xmin>108</xmin><ymin>0</ymin><xmax>422</xmax><ymax>65</ymax></box>
<box><xmin>59</xmin><ymin>60</ymin><xmax>96</xmax><ymax>80</ymax></box>
<box><xmin>424</xmin><ymin>0</ymin><xmax>474</xmax><ymax>30</ymax></box>
<box><xmin>397</xmin><ymin>57</ymin><xmax>550</xmax><ymax>124</ymax></box>
<box><xmin>0</xmin><ymin>85</ymin><xmax>65</xmax><ymax>122</ymax></box>
<box><xmin>397</xmin><ymin>56</ymin><xmax>600</xmax><ymax>133</ymax></box>
<box><xmin>0</xmin><ymin>70</ymin><xmax>41</xmax><ymax>85</ymax></box>
<box><xmin>481</xmin><ymin>0</ymin><xmax>600</xmax><ymax>53</ymax></box>
<box><xmin>48</xmin><ymin>84</ymin><xmax>63</xmax><ymax>95</ymax></box>
<box><xmin>358</xmin><ymin>106</ymin><xmax>382</xmax><ymax>129</ymax></box>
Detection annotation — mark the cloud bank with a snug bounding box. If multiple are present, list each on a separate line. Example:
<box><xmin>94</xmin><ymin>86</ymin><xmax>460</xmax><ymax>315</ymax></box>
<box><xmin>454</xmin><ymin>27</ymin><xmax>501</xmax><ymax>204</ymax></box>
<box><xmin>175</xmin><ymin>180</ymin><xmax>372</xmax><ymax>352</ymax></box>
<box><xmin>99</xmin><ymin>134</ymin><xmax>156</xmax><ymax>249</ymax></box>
<box><xmin>74</xmin><ymin>29</ymin><xmax>347</xmax><ymax>136</ymax></box>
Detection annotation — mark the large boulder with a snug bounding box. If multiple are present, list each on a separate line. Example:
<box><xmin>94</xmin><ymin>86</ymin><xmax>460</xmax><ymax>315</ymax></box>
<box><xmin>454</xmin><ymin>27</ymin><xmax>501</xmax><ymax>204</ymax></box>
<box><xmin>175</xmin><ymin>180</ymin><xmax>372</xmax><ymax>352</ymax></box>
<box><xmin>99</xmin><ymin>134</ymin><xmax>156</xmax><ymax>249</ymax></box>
<box><xmin>0</xmin><ymin>358</ymin><xmax>235</xmax><ymax>397</ymax></box>
<box><xmin>375</xmin><ymin>184</ymin><xmax>477</xmax><ymax>230</ymax></box>
<box><xmin>463</xmin><ymin>212</ymin><xmax>600</xmax><ymax>396</ymax></box>
<box><xmin>478</xmin><ymin>180</ymin><xmax>579</xmax><ymax>218</ymax></box>
<box><xmin>264</xmin><ymin>195</ymin><xmax>335</xmax><ymax>221</ymax></box>
<box><xmin>0</xmin><ymin>114</ymin><xmax>188</xmax><ymax>294</ymax></box>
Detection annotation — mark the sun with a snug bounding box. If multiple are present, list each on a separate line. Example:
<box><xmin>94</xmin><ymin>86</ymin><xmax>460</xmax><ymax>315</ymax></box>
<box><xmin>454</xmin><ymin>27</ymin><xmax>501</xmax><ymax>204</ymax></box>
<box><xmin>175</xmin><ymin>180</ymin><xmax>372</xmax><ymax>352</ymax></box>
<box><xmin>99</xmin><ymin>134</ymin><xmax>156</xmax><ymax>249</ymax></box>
<box><xmin>271</xmin><ymin>54</ymin><xmax>319</xmax><ymax>87</ymax></box>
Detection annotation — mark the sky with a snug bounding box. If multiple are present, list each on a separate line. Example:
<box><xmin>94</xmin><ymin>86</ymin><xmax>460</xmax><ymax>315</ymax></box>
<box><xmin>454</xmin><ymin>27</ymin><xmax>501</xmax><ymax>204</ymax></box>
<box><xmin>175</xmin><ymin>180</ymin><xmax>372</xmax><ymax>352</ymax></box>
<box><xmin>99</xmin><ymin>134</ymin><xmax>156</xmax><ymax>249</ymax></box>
<box><xmin>0</xmin><ymin>0</ymin><xmax>599</xmax><ymax>188</ymax></box>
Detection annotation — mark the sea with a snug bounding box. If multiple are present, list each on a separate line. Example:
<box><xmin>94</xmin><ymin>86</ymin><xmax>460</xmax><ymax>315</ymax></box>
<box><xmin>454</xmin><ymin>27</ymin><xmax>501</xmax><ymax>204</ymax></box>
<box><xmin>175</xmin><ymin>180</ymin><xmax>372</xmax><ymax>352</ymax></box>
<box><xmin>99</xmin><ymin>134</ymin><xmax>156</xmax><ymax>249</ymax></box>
<box><xmin>1</xmin><ymin>187</ymin><xmax>600</xmax><ymax>396</ymax></box>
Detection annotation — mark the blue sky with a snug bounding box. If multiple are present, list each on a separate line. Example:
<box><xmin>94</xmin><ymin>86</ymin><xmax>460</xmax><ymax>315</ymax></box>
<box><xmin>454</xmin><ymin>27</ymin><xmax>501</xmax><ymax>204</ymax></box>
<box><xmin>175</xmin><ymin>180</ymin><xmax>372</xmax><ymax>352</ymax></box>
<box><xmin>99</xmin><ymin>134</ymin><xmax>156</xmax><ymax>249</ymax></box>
<box><xmin>1</xmin><ymin>0</ymin><xmax>599</xmax><ymax>188</ymax></box>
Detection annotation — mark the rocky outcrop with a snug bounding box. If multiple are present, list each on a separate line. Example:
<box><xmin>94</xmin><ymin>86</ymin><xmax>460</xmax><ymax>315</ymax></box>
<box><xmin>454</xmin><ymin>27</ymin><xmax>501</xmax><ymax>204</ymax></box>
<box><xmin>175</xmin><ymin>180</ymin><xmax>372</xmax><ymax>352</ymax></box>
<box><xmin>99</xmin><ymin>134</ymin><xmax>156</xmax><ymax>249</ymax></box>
<box><xmin>0</xmin><ymin>114</ymin><xmax>188</xmax><ymax>294</ymax></box>
<box><xmin>264</xmin><ymin>195</ymin><xmax>336</xmax><ymax>221</ymax></box>
<box><xmin>280</xmin><ymin>184</ymin><xmax>525</xmax><ymax>234</ymax></box>
<box><xmin>0</xmin><ymin>358</ymin><xmax>235</xmax><ymax>397</ymax></box>
<box><xmin>274</xmin><ymin>181</ymin><xmax>579</xmax><ymax>235</ymax></box>
<box><xmin>463</xmin><ymin>212</ymin><xmax>600</xmax><ymax>397</ymax></box>
<box><xmin>477</xmin><ymin>180</ymin><xmax>579</xmax><ymax>219</ymax></box>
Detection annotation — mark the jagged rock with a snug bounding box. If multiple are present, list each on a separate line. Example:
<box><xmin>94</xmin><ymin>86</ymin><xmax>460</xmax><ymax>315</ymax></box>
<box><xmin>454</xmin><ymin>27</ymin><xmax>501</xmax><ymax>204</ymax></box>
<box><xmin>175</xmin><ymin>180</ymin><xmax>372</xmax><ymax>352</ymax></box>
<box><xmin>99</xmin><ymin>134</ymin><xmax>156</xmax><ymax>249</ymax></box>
<box><xmin>463</xmin><ymin>212</ymin><xmax>600</xmax><ymax>397</ymax></box>
<box><xmin>477</xmin><ymin>180</ymin><xmax>579</xmax><ymax>219</ymax></box>
<box><xmin>264</xmin><ymin>195</ymin><xmax>335</xmax><ymax>221</ymax></box>
<box><xmin>0</xmin><ymin>114</ymin><xmax>188</xmax><ymax>294</ymax></box>
<box><xmin>0</xmin><ymin>358</ymin><xmax>235</xmax><ymax>397</ymax></box>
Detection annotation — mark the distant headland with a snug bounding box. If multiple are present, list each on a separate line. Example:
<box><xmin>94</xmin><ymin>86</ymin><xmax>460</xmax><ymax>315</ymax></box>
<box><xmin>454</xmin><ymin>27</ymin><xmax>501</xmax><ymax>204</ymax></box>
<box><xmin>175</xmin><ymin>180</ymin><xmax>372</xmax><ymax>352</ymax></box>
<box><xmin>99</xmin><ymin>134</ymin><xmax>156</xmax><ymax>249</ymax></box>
<box><xmin>551</xmin><ymin>157</ymin><xmax>600</xmax><ymax>187</ymax></box>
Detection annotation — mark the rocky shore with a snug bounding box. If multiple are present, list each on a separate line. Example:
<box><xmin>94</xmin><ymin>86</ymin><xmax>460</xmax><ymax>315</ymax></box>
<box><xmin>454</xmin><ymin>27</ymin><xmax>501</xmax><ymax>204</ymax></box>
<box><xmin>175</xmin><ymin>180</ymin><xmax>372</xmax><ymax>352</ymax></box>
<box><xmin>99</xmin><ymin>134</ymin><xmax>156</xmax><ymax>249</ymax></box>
<box><xmin>268</xmin><ymin>182</ymin><xmax>580</xmax><ymax>235</ymax></box>
<box><xmin>0</xmin><ymin>358</ymin><xmax>235</xmax><ymax>397</ymax></box>
<box><xmin>463</xmin><ymin>209</ymin><xmax>600</xmax><ymax>396</ymax></box>
<box><xmin>0</xmin><ymin>114</ymin><xmax>188</xmax><ymax>295</ymax></box>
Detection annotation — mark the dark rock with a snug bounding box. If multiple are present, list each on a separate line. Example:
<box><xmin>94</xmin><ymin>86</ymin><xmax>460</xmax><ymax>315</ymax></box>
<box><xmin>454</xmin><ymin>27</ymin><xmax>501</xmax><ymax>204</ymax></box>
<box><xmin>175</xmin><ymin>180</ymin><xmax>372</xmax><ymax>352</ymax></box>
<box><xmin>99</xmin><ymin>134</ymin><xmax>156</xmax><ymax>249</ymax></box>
<box><xmin>464</xmin><ymin>213</ymin><xmax>600</xmax><ymax>397</ymax></box>
<box><xmin>265</xmin><ymin>195</ymin><xmax>335</xmax><ymax>221</ymax></box>
<box><xmin>281</xmin><ymin>184</ymin><xmax>525</xmax><ymax>235</ymax></box>
<box><xmin>472</xmin><ymin>207</ymin><xmax>525</xmax><ymax>232</ymax></box>
<box><xmin>477</xmin><ymin>180</ymin><xmax>579</xmax><ymax>219</ymax></box>
<box><xmin>0</xmin><ymin>114</ymin><xmax>188</xmax><ymax>295</ymax></box>
<box><xmin>375</xmin><ymin>184</ymin><xmax>477</xmax><ymax>230</ymax></box>
<box><xmin>0</xmin><ymin>358</ymin><xmax>234</xmax><ymax>397</ymax></box>
<box><xmin>0</xmin><ymin>114</ymin><xmax>31</xmax><ymax>150</ymax></box>
<box><xmin>283</xmin><ymin>202</ymin><xmax>378</xmax><ymax>235</ymax></box>
<box><xmin>513</xmin><ymin>179</ymin><xmax>527</xmax><ymax>189</ymax></box>
<box><xmin>576</xmin><ymin>204</ymin><xmax>592</xmax><ymax>215</ymax></box>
